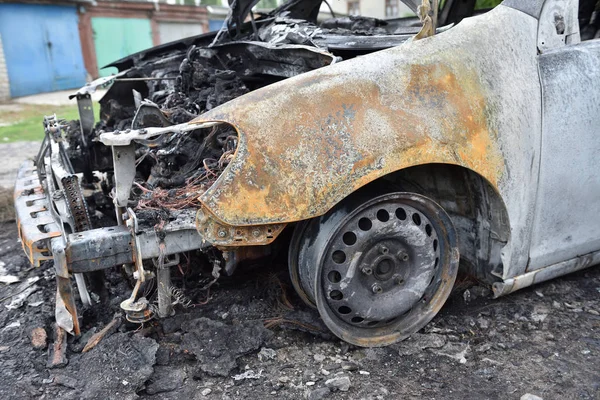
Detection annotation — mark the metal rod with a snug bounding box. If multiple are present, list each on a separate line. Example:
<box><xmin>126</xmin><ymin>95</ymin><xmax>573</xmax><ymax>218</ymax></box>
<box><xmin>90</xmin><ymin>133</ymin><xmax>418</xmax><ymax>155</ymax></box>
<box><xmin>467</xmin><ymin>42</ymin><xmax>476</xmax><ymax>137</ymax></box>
<box><xmin>157</xmin><ymin>267</ymin><xmax>173</xmax><ymax>318</ymax></box>
<box><xmin>115</xmin><ymin>77</ymin><xmax>177</xmax><ymax>82</ymax></box>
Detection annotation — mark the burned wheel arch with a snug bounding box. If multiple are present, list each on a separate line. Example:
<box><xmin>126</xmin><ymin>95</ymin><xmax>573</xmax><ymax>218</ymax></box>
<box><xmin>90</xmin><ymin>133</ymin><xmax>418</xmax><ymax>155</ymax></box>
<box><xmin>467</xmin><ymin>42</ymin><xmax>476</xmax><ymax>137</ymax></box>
<box><xmin>193</xmin><ymin>5</ymin><xmax>541</xmax><ymax>289</ymax></box>
<box><xmin>196</xmin><ymin>40</ymin><xmax>508</xmax><ymax>227</ymax></box>
<box><xmin>370</xmin><ymin>164</ymin><xmax>511</xmax><ymax>285</ymax></box>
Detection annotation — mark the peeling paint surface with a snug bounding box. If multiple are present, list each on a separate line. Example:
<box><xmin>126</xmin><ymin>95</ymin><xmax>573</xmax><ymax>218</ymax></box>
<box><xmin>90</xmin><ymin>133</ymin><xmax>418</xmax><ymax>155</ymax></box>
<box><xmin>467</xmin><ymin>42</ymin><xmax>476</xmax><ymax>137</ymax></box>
<box><xmin>195</xmin><ymin>6</ymin><xmax>542</xmax><ymax>280</ymax></box>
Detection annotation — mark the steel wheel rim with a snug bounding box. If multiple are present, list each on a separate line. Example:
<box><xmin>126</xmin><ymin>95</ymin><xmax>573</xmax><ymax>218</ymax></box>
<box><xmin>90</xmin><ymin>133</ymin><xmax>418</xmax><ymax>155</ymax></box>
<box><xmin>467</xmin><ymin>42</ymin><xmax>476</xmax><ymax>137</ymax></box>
<box><xmin>312</xmin><ymin>193</ymin><xmax>459</xmax><ymax>347</ymax></box>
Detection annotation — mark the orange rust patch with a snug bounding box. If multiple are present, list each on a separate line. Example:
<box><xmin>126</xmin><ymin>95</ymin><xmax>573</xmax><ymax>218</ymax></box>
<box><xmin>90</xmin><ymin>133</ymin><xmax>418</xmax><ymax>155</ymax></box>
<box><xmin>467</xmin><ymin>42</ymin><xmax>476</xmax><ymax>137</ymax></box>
<box><xmin>195</xmin><ymin>59</ymin><xmax>504</xmax><ymax>226</ymax></box>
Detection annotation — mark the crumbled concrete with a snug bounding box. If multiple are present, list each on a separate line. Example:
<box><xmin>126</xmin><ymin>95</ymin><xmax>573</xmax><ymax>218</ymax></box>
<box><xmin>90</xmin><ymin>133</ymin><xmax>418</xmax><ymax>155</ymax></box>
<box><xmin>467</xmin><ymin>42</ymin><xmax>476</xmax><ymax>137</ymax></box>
<box><xmin>145</xmin><ymin>366</ymin><xmax>186</xmax><ymax>395</ymax></box>
<box><xmin>181</xmin><ymin>318</ymin><xmax>272</xmax><ymax>377</ymax></box>
<box><xmin>52</xmin><ymin>333</ymin><xmax>158</xmax><ymax>399</ymax></box>
<box><xmin>521</xmin><ymin>394</ymin><xmax>543</xmax><ymax>400</ymax></box>
<box><xmin>30</xmin><ymin>327</ymin><xmax>47</xmax><ymax>349</ymax></box>
<box><xmin>393</xmin><ymin>333</ymin><xmax>447</xmax><ymax>356</ymax></box>
<box><xmin>325</xmin><ymin>376</ymin><xmax>351</xmax><ymax>392</ymax></box>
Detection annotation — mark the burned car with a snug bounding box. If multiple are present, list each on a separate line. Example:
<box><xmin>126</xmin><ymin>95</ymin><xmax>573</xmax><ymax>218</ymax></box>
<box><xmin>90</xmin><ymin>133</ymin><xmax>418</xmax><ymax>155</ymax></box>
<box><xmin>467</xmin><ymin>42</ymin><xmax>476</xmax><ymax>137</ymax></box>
<box><xmin>14</xmin><ymin>0</ymin><xmax>600</xmax><ymax>347</ymax></box>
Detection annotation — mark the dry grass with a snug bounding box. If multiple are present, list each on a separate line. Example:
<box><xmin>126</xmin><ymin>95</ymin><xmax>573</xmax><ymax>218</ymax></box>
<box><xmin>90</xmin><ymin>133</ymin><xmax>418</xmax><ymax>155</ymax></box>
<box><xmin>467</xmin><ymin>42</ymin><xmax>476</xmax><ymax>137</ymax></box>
<box><xmin>0</xmin><ymin>103</ymin><xmax>100</xmax><ymax>143</ymax></box>
<box><xmin>0</xmin><ymin>187</ymin><xmax>14</xmax><ymax>222</ymax></box>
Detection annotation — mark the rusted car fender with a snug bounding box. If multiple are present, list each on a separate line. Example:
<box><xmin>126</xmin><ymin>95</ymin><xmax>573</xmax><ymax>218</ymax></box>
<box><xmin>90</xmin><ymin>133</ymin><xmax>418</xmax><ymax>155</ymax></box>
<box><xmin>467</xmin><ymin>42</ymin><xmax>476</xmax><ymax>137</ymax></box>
<box><xmin>194</xmin><ymin>5</ymin><xmax>542</xmax><ymax>280</ymax></box>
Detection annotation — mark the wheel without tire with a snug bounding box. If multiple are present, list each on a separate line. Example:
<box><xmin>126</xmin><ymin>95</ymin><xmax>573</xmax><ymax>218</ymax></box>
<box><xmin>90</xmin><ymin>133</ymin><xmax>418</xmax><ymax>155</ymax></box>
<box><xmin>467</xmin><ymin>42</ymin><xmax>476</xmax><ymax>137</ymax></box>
<box><xmin>290</xmin><ymin>192</ymin><xmax>459</xmax><ymax>347</ymax></box>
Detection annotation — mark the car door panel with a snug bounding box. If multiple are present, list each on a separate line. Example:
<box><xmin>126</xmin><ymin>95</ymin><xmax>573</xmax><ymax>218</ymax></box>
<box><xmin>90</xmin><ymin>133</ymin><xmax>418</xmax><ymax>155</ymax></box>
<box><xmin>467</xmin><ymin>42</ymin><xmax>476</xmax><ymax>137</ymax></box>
<box><xmin>529</xmin><ymin>40</ymin><xmax>600</xmax><ymax>271</ymax></box>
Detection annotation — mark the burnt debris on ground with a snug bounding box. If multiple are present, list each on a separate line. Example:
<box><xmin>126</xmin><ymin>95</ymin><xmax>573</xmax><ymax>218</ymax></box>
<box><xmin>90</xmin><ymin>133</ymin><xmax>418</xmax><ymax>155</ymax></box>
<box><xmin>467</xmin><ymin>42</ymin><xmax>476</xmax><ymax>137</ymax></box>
<box><xmin>0</xmin><ymin>220</ymin><xmax>599</xmax><ymax>399</ymax></box>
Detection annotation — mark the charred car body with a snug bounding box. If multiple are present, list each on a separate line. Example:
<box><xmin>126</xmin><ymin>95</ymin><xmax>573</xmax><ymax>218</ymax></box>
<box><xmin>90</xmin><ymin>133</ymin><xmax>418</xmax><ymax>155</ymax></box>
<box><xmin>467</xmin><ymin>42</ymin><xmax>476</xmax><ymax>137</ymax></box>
<box><xmin>14</xmin><ymin>0</ymin><xmax>600</xmax><ymax>347</ymax></box>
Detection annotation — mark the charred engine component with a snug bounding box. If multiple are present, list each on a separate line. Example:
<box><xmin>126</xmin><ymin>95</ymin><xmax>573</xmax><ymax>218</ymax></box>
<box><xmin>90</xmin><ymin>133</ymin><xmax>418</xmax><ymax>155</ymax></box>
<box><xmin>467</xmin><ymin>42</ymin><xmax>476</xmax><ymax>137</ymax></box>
<box><xmin>23</xmin><ymin>0</ymin><xmax>467</xmax><ymax>339</ymax></box>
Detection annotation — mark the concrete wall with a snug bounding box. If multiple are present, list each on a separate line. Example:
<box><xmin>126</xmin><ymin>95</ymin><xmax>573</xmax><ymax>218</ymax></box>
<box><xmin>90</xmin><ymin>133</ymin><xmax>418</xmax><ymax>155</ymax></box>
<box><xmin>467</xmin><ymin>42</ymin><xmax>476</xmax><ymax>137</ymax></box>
<box><xmin>325</xmin><ymin>0</ymin><xmax>350</xmax><ymax>15</ymax></box>
<box><xmin>0</xmin><ymin>34</ymin><xmax>10</xmax><ymax>102</ymax></box>
<box><xmin>322</xmin><ymin>0</ymin><xmax>413</xmax><ymax>19</ymax></box>
<box><xmin>158</xmin><ymin>21</ymin><xmax>204</xmax><ymax>44</ymax></box>
<box><xmin>361</xmin><ymin>1</ymin><xmax>386</xmax><ymax>18</ymax></box>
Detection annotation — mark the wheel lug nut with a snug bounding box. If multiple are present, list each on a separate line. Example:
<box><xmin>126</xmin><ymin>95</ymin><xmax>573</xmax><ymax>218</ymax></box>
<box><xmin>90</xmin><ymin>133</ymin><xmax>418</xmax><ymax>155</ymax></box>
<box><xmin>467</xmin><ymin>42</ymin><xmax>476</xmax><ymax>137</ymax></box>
<box><xmin>379</xmin><ymin>246</ymin><xmax>389</xmax><ymax>255</ymax></box>
<box><xmin>372</xmin><ymin>283</ymin><xmax>383</xmax><ymax>294</ymax></box>
<box><xmin>394</xmin><ymin>275</ymin><xmax>405</xmax><ymax>285</ymax></box>
<box><xmin>398</xmin><ymin>251</ymin><xmax>409</xmax><ymax>262</ymax></box>
<box><xmin>361</xmin><ymin>267</ymin><xmax>373</xmax><ymax>275</ymax></box>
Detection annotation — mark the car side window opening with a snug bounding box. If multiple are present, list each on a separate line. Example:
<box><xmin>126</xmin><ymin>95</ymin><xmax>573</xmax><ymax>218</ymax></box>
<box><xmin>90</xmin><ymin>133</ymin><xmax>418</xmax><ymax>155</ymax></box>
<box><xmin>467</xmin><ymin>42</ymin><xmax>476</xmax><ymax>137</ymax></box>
<box><xmin>579</xmin><ymin>0</ymin><xmax>600</xmax><ymax>40</ymax></box>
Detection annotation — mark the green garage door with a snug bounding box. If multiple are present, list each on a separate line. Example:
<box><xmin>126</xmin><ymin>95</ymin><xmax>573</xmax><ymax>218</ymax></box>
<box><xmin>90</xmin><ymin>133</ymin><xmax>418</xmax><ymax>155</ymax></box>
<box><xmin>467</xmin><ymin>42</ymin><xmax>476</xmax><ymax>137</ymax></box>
<box><xmin>92</xmin><ymin>17</ymin><xmax>153</xmax><ymax>77</ymax></box>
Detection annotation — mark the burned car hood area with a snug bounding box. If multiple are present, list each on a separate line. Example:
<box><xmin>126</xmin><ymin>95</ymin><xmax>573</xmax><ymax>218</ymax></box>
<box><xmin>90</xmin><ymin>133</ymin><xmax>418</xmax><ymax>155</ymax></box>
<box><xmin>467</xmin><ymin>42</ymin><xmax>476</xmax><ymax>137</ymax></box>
<box><xmin>82</xmin><ymin>1</ymin><xmax>434</xmax><ymax>221</ymax></box>
<box><xmin>21</xmin><ymin>0</ymin><xmax>448</xmax><ymax>342</ymax></box>
<box><xmin>17</xmin><ymin>0</ymin><xmax>552</xmax><ymax>351</ymax></box>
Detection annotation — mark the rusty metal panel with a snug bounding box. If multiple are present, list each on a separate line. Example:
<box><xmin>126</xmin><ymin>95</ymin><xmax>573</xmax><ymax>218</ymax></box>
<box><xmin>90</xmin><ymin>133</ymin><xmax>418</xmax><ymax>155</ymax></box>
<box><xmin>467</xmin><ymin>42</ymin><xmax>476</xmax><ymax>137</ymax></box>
<box><xmin>193</xmin><ymin>5</ymin><xmax>542</xmax><ymax>280</ymax></box>
<box><xmin>528</xmin><ymin>40</ymin><xmax>600</xmax><ymax>271</ymax></box>
<box><xmin>14</xmin><ymin>161</ymin><xmax>61</xmax><ymax>266</ymax></box>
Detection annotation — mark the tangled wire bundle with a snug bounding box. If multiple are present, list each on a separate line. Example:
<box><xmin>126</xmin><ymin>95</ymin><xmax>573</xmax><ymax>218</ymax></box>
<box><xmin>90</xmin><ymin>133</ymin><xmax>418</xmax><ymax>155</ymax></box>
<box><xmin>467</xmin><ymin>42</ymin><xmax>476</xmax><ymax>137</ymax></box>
<box><xmin>135</xmin><ymin>132</ymin><xmax>237</xmax><ymax>211</ymax></box>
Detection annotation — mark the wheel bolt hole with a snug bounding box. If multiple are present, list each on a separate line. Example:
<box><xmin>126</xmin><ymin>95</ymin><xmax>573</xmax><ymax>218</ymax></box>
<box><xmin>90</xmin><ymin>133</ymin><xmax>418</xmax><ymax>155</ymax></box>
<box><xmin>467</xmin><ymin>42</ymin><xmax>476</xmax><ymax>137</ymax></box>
<box><xmin>332</xmin><ymin>250</ymin><xmax>346</xmax><ymax>264</ymax></box>
<box><xmin>358</xmin><ymin>218</ymin><xmax>372</xmax><ymax>231</ymax></box>
<box><xmin>412</xmin><ymin>213</ymin><xmax>421</xmax><ymax>226</ymax></box>
<box><xmin>395</xmin><ymin>207</ymin><xmax>407</xmax><ymax>220</ymax></box>
<box><xmin>338</xmin><ymin>306</ymin><xmax>352</xmax><ymax>315</ymax></box>
<box><xmin>376</xmin><ymin>209</ymin><xmax>389</xmax><ymax>222</ymax></box>
<box><xmin>351</xmin><ymin>317</ymin><xmax>364</xmax><ymax>323</ymax></box>
<box><xmin>425</xmin><ymin>224</ymin><xmax>432</xmax><ymax>237</ymax></box>
<box><xmin>330</xmin><ymin>290</ymin><xmax>343</xmax><ymax>300</ymax></box>
<box><xmin>328</xmin><ymin>270</ymin><xmax>342</xmax><ymax>283</ymax></box>
<box><xmin>372</xmin><ymin>284</ymin><xmax>383</xmax><ymax>294</ymax></box>
<box><xmin>343</xmin><ymin>232</ymin><xmax>357</xmax><ymax>246</ymax></box>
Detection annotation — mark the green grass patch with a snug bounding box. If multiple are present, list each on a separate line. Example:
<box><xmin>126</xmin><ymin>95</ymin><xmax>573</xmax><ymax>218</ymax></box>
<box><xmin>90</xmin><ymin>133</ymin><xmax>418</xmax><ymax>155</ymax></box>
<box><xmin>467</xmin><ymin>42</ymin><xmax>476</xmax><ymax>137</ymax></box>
<box><xmin>0</xmin><ymin>187</ymin><xmax>14</xmax><ymax>222</ymax></box>
<box><xmin>0</xmin><ymin>103</ymin><xmax>100</xmax><ymax>143</ymax></box>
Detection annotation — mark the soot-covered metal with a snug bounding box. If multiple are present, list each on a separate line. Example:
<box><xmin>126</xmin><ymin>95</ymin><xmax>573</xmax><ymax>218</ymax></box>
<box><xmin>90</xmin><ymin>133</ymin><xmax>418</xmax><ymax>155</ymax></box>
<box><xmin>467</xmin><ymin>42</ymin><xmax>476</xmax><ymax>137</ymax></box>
<box><xmin>22</xmin><ymin>0</ymin><xmax>571</xmax><ymax>350</ymax></box>
<box><xmin>71</xmin><ymin>4</ymin><xmax>429</xmax><ymax>221</ymax></box>
<box><xmin>27</xmin><ymin>0</ymin><xmax>442</xmax><ymax>339</ymax></box>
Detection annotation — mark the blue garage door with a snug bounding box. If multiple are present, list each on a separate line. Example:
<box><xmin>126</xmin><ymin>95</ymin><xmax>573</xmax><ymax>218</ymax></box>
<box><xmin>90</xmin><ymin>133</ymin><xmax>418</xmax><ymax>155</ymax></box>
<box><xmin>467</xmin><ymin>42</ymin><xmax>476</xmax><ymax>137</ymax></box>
<box><xmin>209</xmin><ymin>19</ymin><xmax>226</xmax><ymax>32</ymax></box>
<box><xmin>0</xmin><ymin>4</ymin><xmax>86</xmax><ymax>97</ymax></box>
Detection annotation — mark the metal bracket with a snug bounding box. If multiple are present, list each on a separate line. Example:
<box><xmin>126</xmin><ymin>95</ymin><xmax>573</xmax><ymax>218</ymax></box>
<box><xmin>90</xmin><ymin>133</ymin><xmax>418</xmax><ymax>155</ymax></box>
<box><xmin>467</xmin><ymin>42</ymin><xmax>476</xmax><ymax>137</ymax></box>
<box><xmin>112</xmin><ymin>145</ymin><xmax>136</xmax><ymax>208</ymax></box>
<box><xmin>65</xmin><ymin>226</ymin><xmax>134</xmax><ymax>273</ymax></box>
<box><xmin>75</xmin><ymin>93</ymin><xmax>95</xmax><ymax>148</ymax></box>
<box><xmin>51</xmin><ymin>237</ymin><xmax>80</xmax><ymax>335</ymax></box>
<box><xmin>196</xmin><ymin>208</ymin><xmax>286</xmax><ymax>247</ymax></box>
<box><xmin>99</xmin><ymin>121</ymin><xmax>219</xmax><ymax>146</ymax></box>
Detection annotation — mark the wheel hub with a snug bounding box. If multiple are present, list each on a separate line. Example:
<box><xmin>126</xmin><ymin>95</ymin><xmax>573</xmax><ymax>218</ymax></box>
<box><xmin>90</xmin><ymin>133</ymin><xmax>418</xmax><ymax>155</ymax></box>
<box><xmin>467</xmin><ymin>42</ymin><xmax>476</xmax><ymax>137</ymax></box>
<box><xmin>291</xmin><ymin>192</ymin><xmax>459</xmax><ymax>347</ymax></box>
<box><xmin>321</xmin><ymin>203</ymin><xmax>439</xmax><ymax>328</ymax></box>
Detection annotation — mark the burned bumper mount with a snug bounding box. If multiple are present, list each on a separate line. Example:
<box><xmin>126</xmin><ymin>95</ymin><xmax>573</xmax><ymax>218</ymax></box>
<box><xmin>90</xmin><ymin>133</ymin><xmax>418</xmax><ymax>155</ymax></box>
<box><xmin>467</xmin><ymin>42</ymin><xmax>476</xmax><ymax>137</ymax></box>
<box><xmin>15</xmin><ymin>158</ymin><xmax>205</xmax><ymax>334</ymax></box>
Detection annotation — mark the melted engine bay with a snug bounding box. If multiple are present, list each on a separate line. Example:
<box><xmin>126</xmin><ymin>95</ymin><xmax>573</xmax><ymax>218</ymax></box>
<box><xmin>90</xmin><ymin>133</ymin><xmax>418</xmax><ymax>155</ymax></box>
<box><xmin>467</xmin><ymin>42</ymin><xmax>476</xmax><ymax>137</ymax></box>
<box><xmin>35</xmin><ymin>0</ymin><xmax>458</xmax><ymax>328</ymax></box>
<box><xmin>67</xmin><ymin>2</ymin><xmax>432</xmax><ymax>230</ymax></box>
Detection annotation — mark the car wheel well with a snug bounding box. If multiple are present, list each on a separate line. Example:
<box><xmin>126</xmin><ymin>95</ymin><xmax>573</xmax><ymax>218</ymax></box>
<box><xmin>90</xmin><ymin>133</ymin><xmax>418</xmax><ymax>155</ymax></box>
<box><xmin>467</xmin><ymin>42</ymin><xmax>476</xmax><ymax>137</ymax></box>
<box><xmin>356</xmin><ymin>163</ymin><xmax>510</xmax><ymax>285</ymax></box>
